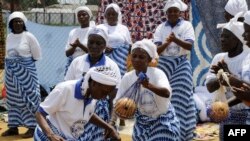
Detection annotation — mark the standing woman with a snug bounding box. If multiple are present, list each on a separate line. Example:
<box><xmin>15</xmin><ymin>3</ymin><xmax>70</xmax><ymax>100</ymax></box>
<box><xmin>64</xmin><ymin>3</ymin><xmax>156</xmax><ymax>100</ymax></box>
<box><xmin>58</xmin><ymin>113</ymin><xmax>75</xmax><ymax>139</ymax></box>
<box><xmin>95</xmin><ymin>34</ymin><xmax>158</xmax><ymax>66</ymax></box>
<box><xmin>64</xmin><ymin>6</ymin><xmax>95</xmax><ymax>75</ymax></box>
<box><xmin>113</xmin><ymin>39</ymin><xmax>180</xmax><ymax>141</ymax></box>
<box><xmin>98</xmin><ymin>3</ymin><xmax>132</xmax><ymax>76</ymax></box>
<box><xmin>153</xmin><ymin>0</ymin><xmax>196</xmax><ymax>140</ymax></box>
<box><xmin>2</xmin><ymin>12</ymin><xmax>42</xmax><ymax>138</ymax></box>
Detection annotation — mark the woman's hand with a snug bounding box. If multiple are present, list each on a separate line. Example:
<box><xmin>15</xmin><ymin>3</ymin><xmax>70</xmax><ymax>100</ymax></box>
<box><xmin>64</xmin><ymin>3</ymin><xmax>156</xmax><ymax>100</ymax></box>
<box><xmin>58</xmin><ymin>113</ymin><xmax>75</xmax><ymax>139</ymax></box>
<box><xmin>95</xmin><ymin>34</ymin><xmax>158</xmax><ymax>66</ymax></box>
<box><xmin>104</xmin><ymin>126</ymin><xmax>121</xmax><ymax>141</ymax></box>
<box><xmin>210</xmin><ymin>65</ymin><xmax>221</xmax><ymax>74</ymax></box>
<box><xmin>217</xmin><ymin>60</ymin><xmax>231</xmax><ymax>74</ymax></box>
<box><xmin>70</xmin><ymin>38</ymin><xmax>80</xmax><ymax>48</ymax></box>
<box><xmin>47</xmin><ymin>133</ymin><xmax>65</xmax><ymax>141</ymax></box>
<box><xmin>231</xmin><ymin>83</ymin><xmax>250</xmax><ymax>101</ymax></box>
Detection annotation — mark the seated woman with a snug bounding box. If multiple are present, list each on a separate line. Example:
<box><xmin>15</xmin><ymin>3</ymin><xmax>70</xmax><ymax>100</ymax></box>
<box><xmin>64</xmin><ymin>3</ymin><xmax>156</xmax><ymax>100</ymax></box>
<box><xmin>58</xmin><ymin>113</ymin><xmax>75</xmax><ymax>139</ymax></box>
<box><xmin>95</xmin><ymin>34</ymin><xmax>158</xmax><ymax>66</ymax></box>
<box><xmin>112</xmin><ymin>39</ymin><xmax>180</xmax><ymax>141</ymax></box>
<box><xmin>206</xmin><ymin>14</ymin><xmax>250</xmax><ymax>140</ymax></box>
<box><xmin>231</xmin><ymin>11</ymin><xmax>250</xmax><ymax>104</ymax></box>
<box><xmin>34</xmin><ymin>66</ymin><xmax>121</xmax><ymax>141</ymax></box>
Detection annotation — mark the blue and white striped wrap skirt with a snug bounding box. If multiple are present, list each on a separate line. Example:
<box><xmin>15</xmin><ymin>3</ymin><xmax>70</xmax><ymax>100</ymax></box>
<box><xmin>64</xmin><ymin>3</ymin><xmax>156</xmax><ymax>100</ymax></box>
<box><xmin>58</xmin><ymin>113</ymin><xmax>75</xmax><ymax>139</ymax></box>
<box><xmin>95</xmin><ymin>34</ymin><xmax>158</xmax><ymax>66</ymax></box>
<box><xmin>106</xmin><ymin>44</ymin><xmax>130</xmax><ymax>76</ymax></box>
<box><xmin>79</xmin><ymin>99</ymin><xmax>110</xmax><ymax>141</ymax></box>
<box><xmin>34</xmin><ymin>119</ymin><xmax>78</xmax><ymax>141</ymax></box>
<box><xmin>157</xmin><ymin>55</ymin><xmax>197</xmax><ymax>141</ymax></box>
<box><xmin>133</xmin><ymin>104</ymin><xmax>180</xmax><ymax>141</ymax></box>
<box><xmin>5</xmin><ymin>57</ymin><xmax>40</xmax><ymax>128</ymax></box>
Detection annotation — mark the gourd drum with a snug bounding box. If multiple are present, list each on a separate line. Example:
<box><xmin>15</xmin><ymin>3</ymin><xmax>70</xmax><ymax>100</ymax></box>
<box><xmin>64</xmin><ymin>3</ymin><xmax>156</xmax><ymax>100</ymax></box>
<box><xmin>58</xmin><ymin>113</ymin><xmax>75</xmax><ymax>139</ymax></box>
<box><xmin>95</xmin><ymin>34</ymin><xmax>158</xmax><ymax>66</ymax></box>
<box><xmin>114</xmin><ymin>98</ymin><xmax>137</xmax><ymax>119</ymax></box>
<box><xmin>208</xmin><ymin>101</ymin><xmax>229</xmax><ymax>123</ymax></box>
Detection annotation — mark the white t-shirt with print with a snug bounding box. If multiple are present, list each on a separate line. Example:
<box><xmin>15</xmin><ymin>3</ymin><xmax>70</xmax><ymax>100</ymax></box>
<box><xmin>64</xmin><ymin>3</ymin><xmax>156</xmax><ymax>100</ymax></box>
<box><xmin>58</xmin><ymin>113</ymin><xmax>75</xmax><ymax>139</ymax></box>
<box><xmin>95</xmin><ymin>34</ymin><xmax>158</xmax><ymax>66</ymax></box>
<box><xmin>6</xmin><ymin>32</ymin><xmax>41</xmax><ymax>60</ymax></box>
<box><xmin>65</xmin><ymin>27</ymin><xmax>93</xmax><ymax>59</ymax></box>
<box><xmin>206</xmin><ymin>48</ymin><xmax>250</xmax><ymax>110</ymax></box>
<box><xmin>64</xmin><ymin>54</ymin><xmax>121</xmax><ymax>82</ymax></box>
<box><xmin>40</xmin><ymin>80</ymin><xmax>97</xmax><ymax>139</ymax></box>
<box><xmin>154</xmin><ymin>19</ymin><xmax>195</xmax><ymax>56</ymax></box>
<box><xmin>115</xmin><ymin>67</ymin><xmax>172</xmax><ymax>118</ymax></box>
<box><xmin>98</xmin><ymin>24</ymin><xmax>132</xmax><ymax>48</ymax></box>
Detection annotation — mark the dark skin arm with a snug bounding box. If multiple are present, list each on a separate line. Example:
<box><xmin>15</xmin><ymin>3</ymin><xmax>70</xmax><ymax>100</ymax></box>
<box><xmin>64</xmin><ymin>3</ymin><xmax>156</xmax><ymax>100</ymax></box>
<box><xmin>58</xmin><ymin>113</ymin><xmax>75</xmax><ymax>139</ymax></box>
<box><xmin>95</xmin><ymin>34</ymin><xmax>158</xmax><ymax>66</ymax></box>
<box><xmin>89</xmin><ymin>114</ymin><xmax>121</xmax><ymax>141</ymax></box>
<box><xmin>35</xmin><ymin>112</ymin><xmax>65</xmax><ymax>141</ymax></box>
<box><xmin>65</xmin><ymin>38</ymin><xmax>88</xmax><ymax>57</ymax></box>
<box><xmin>140</xmin><ymin>79</ymin><xmax>170</xmax><ymax>98</ymax></box>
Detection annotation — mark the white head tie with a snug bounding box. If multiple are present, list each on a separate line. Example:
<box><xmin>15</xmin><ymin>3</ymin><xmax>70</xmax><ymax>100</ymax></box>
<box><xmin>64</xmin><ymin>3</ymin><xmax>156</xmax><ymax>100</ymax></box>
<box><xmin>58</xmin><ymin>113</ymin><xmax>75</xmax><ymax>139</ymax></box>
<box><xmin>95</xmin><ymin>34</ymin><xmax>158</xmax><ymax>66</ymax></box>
<box><xmin>75</xmin><ymin>6</ymin><xmax>95</xmax><ymax>27</ymax></box>
<box><xmin>82</xmin><ymin>66</ymin><xmax>119</xmax><ymax>95</ymax></box>
<box><xmin>217</xmin><ymin>12</ymin><xmax>245</xmax><ymax>43</ymax></box>
<box><xmin>104</xmin><ymin>3</ymin><xmax>122</xmax><ymax>24</ymax></box>
<box><xmin>8</xmin><ymin>11</ymin><xmax>27</xmax><ymax>24</ymax></box>
<box><xmin>132</xmin><ymin>39</ymin><xmax>159</xmax><ymax>60</ymax></box>
<box><xmin>164</xmin><ymin>0</ymin><xmax>188</xmax><ymax>12</ymax></box>
<box><xmin>224</xmin><ymin>0</ymin><xmax>248</xmax><ymax>16</ymax></box>
<box><xmin>89</xmin><ymin>27</ymin><xmax>109</xmax><ymax>45</ymax></box>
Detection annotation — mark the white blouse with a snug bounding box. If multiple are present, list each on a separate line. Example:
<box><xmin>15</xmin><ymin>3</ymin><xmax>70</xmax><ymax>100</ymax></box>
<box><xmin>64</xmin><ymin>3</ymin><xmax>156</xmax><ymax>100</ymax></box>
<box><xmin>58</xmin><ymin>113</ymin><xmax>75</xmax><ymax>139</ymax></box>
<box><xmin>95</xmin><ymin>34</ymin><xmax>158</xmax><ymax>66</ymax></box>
<box><xmin>98</xmin><ymin>24</ymin><xmax>132</xmax><ymax>48</ymax></box>
<box><xmin>6</xmin><ymin>32</ymin><xmax>41</xmax><ymax>60</ymax></box>
<box><xmin>115</xmin><ymin>67</ymin><xmax>172</xmax><ymax>118</ymax></box>
<box><xmin>65</xmin><ymin>27</ymin><xmax>93</xmax><ymax>59</ymax></box>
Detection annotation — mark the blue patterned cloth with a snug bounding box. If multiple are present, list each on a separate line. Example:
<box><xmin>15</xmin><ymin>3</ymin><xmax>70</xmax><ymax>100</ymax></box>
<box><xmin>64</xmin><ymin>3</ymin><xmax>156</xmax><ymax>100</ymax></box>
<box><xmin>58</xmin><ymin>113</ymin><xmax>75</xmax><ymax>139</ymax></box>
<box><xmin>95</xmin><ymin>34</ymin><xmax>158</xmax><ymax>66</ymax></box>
<box><xmin>34</xmin><ymin>120</ymin><xmax>76</xmax><ymax>141</ymax></box>
<box><xmin>79</xmin><ymin>99</ymin><xmax>110</xmax><ymax>141</ymax></box>
<box><xmin>106</xmin><ymin>44</ymin><xmax>129</xmax><ymax>76</ymax></box>
<box><xmin>5</xmin><ymin>57</ymin><xmax>40</xmax><ymax>128</ymax></box>
<box><xmin>157</xmin><ymin>55</ymin><xmax>197</xmax><ymax>141</ymax></box>
<box><xmin>133</xmin><ymin>104</ymin><xmax>180</xmax><ymax>141</ymax></box>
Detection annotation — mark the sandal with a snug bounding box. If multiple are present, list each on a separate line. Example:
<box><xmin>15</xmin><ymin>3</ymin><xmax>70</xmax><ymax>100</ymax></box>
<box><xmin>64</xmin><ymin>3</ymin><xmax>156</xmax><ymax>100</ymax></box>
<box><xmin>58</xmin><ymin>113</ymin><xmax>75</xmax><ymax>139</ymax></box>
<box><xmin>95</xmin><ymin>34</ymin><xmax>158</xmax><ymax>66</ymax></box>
<box><xmin>21</xmin><ymin>128</ymin><xmax>35</xmax><ymax>138</ymax></box>
<box><xmin>1</xmin><ymin>127</ymin><xmax>18</xmax><ymax>136</ymax></box>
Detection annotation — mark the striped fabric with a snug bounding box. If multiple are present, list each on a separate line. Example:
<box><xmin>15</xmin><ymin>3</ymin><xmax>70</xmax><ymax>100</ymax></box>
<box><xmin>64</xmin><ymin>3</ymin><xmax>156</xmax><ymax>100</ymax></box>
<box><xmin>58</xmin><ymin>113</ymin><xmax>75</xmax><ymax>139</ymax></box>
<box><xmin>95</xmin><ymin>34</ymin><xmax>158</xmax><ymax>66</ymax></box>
<box><xmin>219</xmin><ymin>109</ymin><xmax>249</xmax><ymax>141</ymax></box>
<box><xmin>106</xmin><ymin>44</ymin><xmax>129</xmax><ymax>76</ymax></box>
<box><xmin>5</xmin><ymin>57</ymin><xmax>40</xmax><ymax>128</ymax></box>
<box><xmin>157</xmin><ymin>55</ymin><xmax>197</xmax><ymax>141</ymax></box>
<box><xmin>34</xmin><ymin>120</ymin><xmax>75</xmax><ymax>141</ymax></box>
<box><xmin>79</xmin><ymin>99</ymin><xmax>110</xmax><ymax>141</ymax></box>
<box><xmin>133</xmin><ymin>104</ymin><xmax>180</xmax><ymax>141</ymax></box>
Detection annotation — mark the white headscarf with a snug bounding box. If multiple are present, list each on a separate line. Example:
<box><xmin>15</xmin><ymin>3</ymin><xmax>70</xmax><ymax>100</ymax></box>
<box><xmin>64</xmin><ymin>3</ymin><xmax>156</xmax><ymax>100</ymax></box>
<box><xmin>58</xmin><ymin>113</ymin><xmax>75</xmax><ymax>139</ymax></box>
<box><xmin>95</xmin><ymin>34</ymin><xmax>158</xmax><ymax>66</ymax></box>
<box><xmin>244</xmin><ymin>11</ymin><xmax>250</xmax><ymax>26</ymax></box>
<box><xmin>132</xmin><ymin>39</ymin><xmax>159</xmax><ymax>60</ymax></box>
<box><xmin>217</xmin><ymin>12</ymin><xmax>244</xmax><ymax>43</ymax></box>
<box><xmin>104</xmin><ymin>3</ymin><xmax>122</xmax><ymax>24</ymax></box>
<box><xmin>163</xmin><ymin>0</ymin><xmax>188</xmax><ymax>12</ymax></box>
<box><xmin>82</xmin><ymin>66</ymin><xmax>119</xmax><ymax>95</ymax></box>
<box><xmin>8</xmin><ymin>11</ymin><xmax>27</xmax><ymax>24</ymax></box>
<box><xmin>75</xmin><ymin>6</ymin><xmax>95</xmax><ymax>27</ymax></box>
<box><xmin>88</xmin><ymin>27</ymin><xmax>109</xmax><ymax>46</ymax></box>
<box><xmin>224</xmin><ymin>0</ymin><xmax>248</xmax><ymax>16</ymax></box>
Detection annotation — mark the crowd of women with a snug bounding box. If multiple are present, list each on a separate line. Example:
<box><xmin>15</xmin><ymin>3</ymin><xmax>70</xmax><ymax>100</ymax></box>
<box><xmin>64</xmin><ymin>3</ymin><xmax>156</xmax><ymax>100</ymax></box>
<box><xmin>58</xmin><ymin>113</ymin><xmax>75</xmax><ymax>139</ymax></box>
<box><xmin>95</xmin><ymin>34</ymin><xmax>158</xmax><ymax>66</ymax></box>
<box><xmin>2</xmin><ymin>0</ymin><xmax>250</xmax><ymax>140</ymax></box>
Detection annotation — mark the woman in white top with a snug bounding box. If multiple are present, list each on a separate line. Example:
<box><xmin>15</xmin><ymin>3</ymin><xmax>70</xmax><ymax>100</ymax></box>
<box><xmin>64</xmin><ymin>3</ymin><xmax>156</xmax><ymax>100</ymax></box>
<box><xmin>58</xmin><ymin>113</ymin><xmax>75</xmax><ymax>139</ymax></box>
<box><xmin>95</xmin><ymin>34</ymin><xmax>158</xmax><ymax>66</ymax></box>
<box><xmin>64</xmin><ymin>6</ymin><xmax>95</xmax><ymax>75</ymax></box>
<box><xmin>206</xmin><ymin>15</ymin><xmax>250</xmax><ymax>140</ymax></box>
<box><xmin>113</xmin><ymin>39</ymin><xmax>180</xmax><ymax>141</ymax></box>
<box><xmin>34</xmin><ymin>66</ymin><xmax>121</xmax><ymax>141</ymax></box>
<box><xmin>153</xmin><ymin>0</ymin><xmax>196</xmax><ymax>140</ymax></box>
<box><xmin>98</xmin><ymin>3</ymin><xmax>132</xmax><ymax>76</ymax></box>
<box><xmin>2</xmin><ymin>12</ymin><xmax>42</xmax><ymax>138</ymax></box>
<box><xmin>64</xmin><ymin>27</ymin><xmax>121</xmax><ymax>141</ymax></box>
